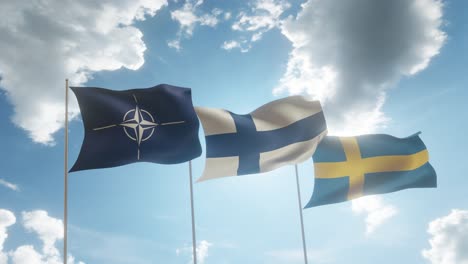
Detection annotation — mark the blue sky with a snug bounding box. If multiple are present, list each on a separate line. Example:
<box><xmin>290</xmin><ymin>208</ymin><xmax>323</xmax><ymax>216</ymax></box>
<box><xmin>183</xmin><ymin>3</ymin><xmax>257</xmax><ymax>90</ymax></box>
<box><xmin>0</xmin><ymin>0</ymin><xmax>467</xmax><ymax>263</ymax></box>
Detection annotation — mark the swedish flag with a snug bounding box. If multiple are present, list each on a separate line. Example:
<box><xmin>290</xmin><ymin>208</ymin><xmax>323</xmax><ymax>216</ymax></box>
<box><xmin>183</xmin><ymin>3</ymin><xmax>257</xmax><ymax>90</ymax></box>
<box><xmin>305</xmin><ymin>133</ymin><xmax>437</xmax><ymax>208</ymax></box>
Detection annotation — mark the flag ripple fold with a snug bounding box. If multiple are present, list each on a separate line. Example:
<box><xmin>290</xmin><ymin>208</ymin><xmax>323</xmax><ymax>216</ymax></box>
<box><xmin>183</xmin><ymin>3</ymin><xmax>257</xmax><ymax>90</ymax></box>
<box><xmin>196</xmin><ymin>96</ymin><xmax>327</xmax><ymax>181</ymax></box>
<box><xmin>70</xmin><ymin>84</ymin><xmax>201</xmax><ymax>172</ymax></box>
<box><xmin>306</xmin><ymin>133</ymin><xmax>437</xmax><ymax>208</ymax></box>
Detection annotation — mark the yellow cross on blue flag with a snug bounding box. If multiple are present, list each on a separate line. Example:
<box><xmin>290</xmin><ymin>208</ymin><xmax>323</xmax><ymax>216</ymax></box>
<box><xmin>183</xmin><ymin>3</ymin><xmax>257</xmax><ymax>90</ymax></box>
<box><xmin>305</xmin><ymin>133</ymin><xmax>437</xmax><ymax>208</ymax></box>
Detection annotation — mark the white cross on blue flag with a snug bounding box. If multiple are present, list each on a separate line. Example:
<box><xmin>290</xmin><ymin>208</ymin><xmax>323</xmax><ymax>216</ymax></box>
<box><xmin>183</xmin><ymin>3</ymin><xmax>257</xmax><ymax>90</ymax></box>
<box><xmin>196</xmin><ymin>96</ymin><xmax>327</xmax><ymax>182</ymax></box>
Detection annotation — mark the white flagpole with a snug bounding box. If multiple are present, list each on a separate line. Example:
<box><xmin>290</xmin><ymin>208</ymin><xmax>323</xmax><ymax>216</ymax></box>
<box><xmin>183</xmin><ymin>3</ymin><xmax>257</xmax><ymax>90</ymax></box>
<box><xmin>189</xmin><ymin>161</ymin><xmax>197</xmax><ymax>264</ymax></box>
<box><xmin>64</xmin><ymin>79</ymin><xmax>69</xmax><ymax>264</ymax></box>
<box><xmin>295</xmin><ymin>165</ymin><xmax>308</xmax><ymax>264</ymax></box>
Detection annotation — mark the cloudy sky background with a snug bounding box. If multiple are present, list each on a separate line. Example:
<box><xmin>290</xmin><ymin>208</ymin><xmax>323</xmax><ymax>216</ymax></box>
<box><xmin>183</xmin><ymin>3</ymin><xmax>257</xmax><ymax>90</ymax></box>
<box><xmin>0</xmin><ymin>0</ymin><xmax>467</xmax><ymax>263</ymax></box>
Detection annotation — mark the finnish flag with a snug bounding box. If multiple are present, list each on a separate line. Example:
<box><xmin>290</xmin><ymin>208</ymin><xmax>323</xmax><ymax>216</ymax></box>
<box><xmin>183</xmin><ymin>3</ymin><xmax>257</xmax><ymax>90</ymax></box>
<box><xmin>196</xmin><ymin>96</ymin><xmax>327</xmax><ymax>182</ymax></box>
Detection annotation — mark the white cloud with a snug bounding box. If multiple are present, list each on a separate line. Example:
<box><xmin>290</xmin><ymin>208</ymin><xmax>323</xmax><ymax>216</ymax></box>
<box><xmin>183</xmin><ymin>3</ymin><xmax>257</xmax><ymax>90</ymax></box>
<box><xmin>10</xmin><ymin>245</ymin><xmax>42</xmax><ymax>264</ymax></box>
<box><xmin>274</xmin><ymin>0</ymin><xmax>446</xmax><ymax>135</ymax></box>
<box><xmin>0</xmin><ymin>0</ymin><xmax>167</xmax><ymax>145</ymax></box>
<box><xmin>0</xmin><ymin>178</ymin><xmax>19</xmax><ymax>192</ymax></box>
<box><xmin>0</xmin><ymin>209</ymin><xmax>16</xmax><ymax>264</ymax></box>
<box><xmin>228</xmin><ymin>0</ymin><xmax>290</xmax><ymax>51</ymax></box>
<box><xmin>22</xmin><ymin>210</ymin><xmax>64</xmax><ymax>258</ymax></box>
<box><xmin>168</xmin><ymin>39</ymin><xmax>182</xmax><ymax>51</ymax></box>
<box><xmin>196</xmin><ymin>240</ymin><xmax>211</xmax><ymax>264</ymax></box>
<box><xmin>200</xmin><ymin>13</ymin><xmax>219</xmax><ymax>27</ymax></box>
<box><xmin>176</xmin><ymin>240</ymin><xmax>212</xmax><ymax>264</ymax></box>
<box><xmin>11</xmin><ymin>210</ymin><xmax>76</xmax><ymax>264</ymax></box>
<box><xmin>351</xmin><ymin>196</ymin><xmax>398</xmax><ymax>234</ymax></box>
<box><xmin>0</xmin><ymin>209</ymin><xmax>84</xmax><ymax>264</ymax></box>
<box><xmin>171</xmin><ymin>2</ymin><xmax>200</xmax><ymax>36</ymax></box>
<box><xmin>221</xmin><ymin>40</ymin><xmax>241</xmax><ymax>51</ymax></box>
<box><xmin>221</xmin><ymin>40</ymin><xmax>251</xmax><ymax>53</ymax></box>
<box><xmin>169</xmin><ymin>0</ymin><xmax>224</xmax><ymax>50</ymax></box>
<box><xmin>233</xmin><ymin>0</ymin><xmax>290</xmax><ymax>31</ymax></box>
<box><xmin>10</xmin><ymin>245</ymin><xmax>84</xmax><ymax>264</ymax></box>
<box><xmin>422</xmin><ymin>209</ymin><xmax>468</xmax><ymax>264</ymax></box>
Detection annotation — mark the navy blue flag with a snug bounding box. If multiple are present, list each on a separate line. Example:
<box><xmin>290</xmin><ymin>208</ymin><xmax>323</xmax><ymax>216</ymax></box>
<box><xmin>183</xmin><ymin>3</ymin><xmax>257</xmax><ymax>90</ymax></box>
<box><xmin>70</xmin><ymin>84</ymin><xmax>201</xmax><ymax>172</ymax></box>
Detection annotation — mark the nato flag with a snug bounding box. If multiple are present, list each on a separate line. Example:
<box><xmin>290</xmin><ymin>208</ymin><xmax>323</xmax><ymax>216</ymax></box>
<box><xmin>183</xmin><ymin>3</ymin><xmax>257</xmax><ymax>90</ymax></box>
<box><xmin>70</xmin><ymin>84</ymin><xmax>202</xmax><ymax>172</ymax></box>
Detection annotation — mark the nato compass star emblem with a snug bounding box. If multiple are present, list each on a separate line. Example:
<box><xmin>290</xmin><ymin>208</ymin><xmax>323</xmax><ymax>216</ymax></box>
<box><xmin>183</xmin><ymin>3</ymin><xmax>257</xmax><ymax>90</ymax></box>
<box><xmin>93</xmin><ymin>94</ymin><xmax>185</xmax><ymax>160</ymax></box>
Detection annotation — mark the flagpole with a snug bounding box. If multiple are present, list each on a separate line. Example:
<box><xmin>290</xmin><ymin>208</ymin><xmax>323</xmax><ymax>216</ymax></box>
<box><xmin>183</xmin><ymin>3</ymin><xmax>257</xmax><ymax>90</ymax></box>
<box><xmin>189</xmin><ymin>161</ymin><xmax>197</xmax><ymax>264</ymax></box>
<box><xmin>295</xmin><ymin>165</ymin><xmax>308</xmax><ymax>264</ymax></box>
<box><xmin>64</xmin><ymin>79</ymin><xmax>69</xmax><ymax>264</ymax></box>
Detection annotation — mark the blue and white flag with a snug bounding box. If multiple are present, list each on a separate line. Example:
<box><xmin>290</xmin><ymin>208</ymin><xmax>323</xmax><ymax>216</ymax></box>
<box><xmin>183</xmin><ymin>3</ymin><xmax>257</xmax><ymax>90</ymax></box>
<box><xmin>70</xmin><ymin>84</ymin><xmax>201</xmax><ymax>172</ymax></box>
<box><xmin>196</xmin><ymin>96</ymin><xmax>327</xmax><ymax>181</ymax></box>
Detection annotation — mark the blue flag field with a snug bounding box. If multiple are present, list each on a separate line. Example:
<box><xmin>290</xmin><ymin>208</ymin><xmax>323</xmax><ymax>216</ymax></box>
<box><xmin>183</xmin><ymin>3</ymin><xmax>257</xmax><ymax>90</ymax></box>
<box><xmin>70</xmin><ymin>84</ymin><xmax>201</xmax><ymax>172</ymax></box>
